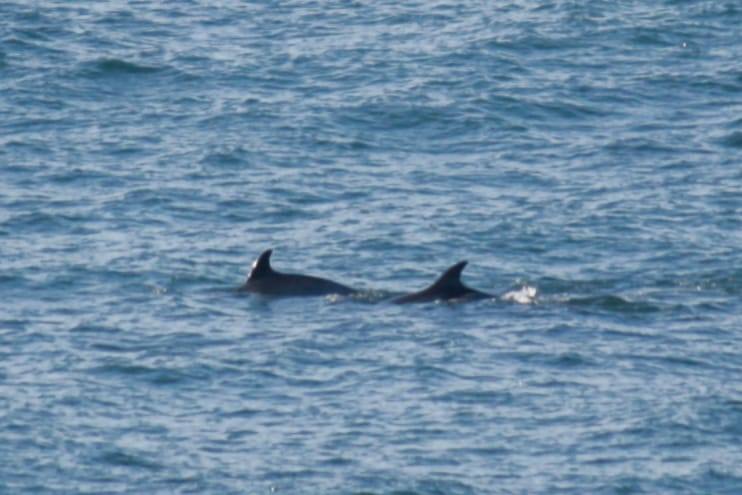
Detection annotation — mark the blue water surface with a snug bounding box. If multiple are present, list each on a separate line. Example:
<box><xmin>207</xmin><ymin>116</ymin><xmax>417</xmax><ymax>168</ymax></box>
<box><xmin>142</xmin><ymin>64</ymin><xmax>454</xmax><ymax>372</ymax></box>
<box><xmin>1</xmin><ymin>1</ymin><xmax>741</xmax><ymax>494</ymax></box>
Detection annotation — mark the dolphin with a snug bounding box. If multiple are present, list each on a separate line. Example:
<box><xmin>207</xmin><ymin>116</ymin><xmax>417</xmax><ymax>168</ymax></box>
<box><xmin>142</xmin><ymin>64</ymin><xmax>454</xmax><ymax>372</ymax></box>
<box><xmin>393</xmin><ymin>261</ymin><xmax>492</xmax><ymax>304</ymax></box>
<box><xmin>239</xmin><ymin>249</ymin><xmax>355</xmax><ymax>297</ymax></box>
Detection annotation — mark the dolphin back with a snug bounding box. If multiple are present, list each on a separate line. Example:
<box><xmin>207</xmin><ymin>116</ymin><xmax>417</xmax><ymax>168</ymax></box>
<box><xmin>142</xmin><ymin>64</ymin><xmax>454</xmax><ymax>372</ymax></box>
<box><xmin>242</xmin><ymin>248</ymin><xmax>355</xmax><ymax>297</ymax></box>
<box><xmin>393</xmin><ymin>261</ymin><xmax>491</xmax><ymax>304</ymax></box>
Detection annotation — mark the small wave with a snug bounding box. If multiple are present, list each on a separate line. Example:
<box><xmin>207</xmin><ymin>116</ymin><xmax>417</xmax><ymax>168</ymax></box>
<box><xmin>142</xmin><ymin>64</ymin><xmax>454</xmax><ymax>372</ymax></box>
<box><xmin>83</xmin><ymin>58</ymin><xmax>163</xmax><ymax>77</ymax></box>
<box><xmin>223</xmin><ymin>407</ymin><xmax>261</xmax><ymax>418</ymax></box>
<box><xmin>658</xmin><ymin>269</ymin><xmax>742</xmax><ymax>295</ymax></box>
<box><xmin>720</xmin><ymin>131</ymin><xmax>742</xmax><ymax>149</ymax></box>
<box><xmin>567</xmin><ymin>295</ymin><xmax>661</xmax><ymax>314</ymax></box>
<box><xmin>97</xmin><ymin>449</ymin><xmax>163</xmax><ymax>471</ymax></box>
<box><xmin>91</xmin><ymin>362</ymin><xmax>192</xmax><ymax>386</ymax></box>
<box><xmin>549</xmin><ymin>352</ymin><xmax>596</xmax><ymax>368</ymax></box>
<box><xmin>531</xmin><ymin>99</ymin><xmax>609</xmax><ymax>120</ymax></box>
<box><xmin>433</xmin><ymin>389</ymin><xmax>514</xmax><ymax>406</ymax></box>
<box><xmin>605</xmin><ymin>137</ymin><xmax>679</xmax><ymax>155</ymax></box>
<box><xmin>199</xmin><ymin>146</ymin><xmax>251</xmax><ymax>169</ymax></box>
<box><xmin>342</xmin><ymin>290</ymin><xmax>394</xmax><ymax>304</ymax></box>
<box><xmin>1</xmin><ymin>211</ymin><xmax>92</xmax><ymax>235</ymax></box>
<box><xmin>631</xmin><ymin>30</ymin><xmax>674</xmax><ymax>47</ymax></box>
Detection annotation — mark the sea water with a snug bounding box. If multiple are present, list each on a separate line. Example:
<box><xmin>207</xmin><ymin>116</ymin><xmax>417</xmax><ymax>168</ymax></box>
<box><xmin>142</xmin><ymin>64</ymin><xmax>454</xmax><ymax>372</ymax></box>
<box><xmin>1</xmin><ymin>1</ymin><xmax>741</xmax><ymax>493</ymax></box>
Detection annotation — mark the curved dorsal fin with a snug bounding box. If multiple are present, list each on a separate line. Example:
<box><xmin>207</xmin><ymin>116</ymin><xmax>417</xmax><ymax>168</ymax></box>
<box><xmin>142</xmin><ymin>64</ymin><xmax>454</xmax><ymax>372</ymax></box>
<box><xmin>248</xmin><ymin>248</ymin><xmax>274</xmax><ymax>280</ymax></box>
<box><xmin>426</xmin><ymin>260</ymin><xmax>468</xmax><ymax>291</ymax></box>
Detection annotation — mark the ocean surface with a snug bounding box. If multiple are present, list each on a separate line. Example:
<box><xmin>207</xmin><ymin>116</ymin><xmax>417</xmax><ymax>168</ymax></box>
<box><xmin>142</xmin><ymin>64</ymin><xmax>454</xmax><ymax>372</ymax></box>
<box><xmin>1</xmin><ymin>1</ymin><xmax>741</xmax><ymax>493</ymax></box>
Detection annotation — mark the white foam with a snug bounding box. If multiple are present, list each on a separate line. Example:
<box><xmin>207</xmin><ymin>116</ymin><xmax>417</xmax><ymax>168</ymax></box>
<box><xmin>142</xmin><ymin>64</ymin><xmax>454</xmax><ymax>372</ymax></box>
<box><xmin>501</xmin><ymin>285</ymin><xmax>538</xmax><ymax>304</ymax></box>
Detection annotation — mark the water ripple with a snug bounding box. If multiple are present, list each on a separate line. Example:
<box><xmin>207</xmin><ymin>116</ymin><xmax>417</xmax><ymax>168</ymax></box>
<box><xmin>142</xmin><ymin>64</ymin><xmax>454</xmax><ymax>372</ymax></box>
<box><xmin>2</xmin><ymin>1</ymin><xmax>741</xmax><ymax>494</ymax></box>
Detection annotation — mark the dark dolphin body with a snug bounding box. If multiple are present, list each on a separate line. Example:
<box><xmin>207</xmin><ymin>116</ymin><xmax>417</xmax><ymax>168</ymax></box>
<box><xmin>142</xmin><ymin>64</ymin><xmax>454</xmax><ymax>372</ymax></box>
<box><xmin>240</xmin><ymin>249</ymin><xmax>355</xmax><ymax>297</ymax></box>
<box><xmin>393</xmin><ymin>261</ymin><xmax>492</xmax><ymax>304</ymax></box>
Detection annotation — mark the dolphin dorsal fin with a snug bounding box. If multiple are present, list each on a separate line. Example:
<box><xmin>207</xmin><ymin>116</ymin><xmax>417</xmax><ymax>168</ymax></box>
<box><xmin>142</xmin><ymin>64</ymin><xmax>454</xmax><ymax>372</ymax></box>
<box><xmin>248</xmin><ymin>248</ymin><xmax>274</xmax><ymax>280</ymax></box>
<box><xmin>427</xmin><ymin>261</ymin><xmax>468</xmax><ymax>291</ymax></box>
